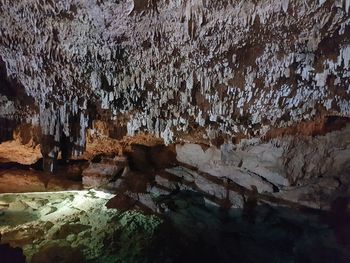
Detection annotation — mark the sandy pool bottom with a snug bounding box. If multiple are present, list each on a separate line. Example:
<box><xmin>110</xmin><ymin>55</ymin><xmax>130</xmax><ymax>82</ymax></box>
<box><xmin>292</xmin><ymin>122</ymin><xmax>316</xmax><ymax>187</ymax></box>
<box><xmin>0</xmin><ymin>190</ymin><xmax>162</xmax><ymax>263</ymax></box>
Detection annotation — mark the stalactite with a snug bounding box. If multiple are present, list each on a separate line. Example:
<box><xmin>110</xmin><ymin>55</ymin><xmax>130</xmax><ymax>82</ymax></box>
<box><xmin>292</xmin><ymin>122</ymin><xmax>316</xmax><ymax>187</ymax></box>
<box><xmin>0</xmin><ymin>0</ymin><xmax>349</xmax><ymax>153</ymax></box>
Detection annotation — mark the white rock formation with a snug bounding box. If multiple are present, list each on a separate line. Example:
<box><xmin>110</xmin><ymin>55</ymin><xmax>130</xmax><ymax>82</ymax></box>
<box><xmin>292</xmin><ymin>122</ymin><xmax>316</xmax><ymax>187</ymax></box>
<box><xmin>0</xmin><ymin>0</ymin><xmax>349</xmax><ymax>152</ymax></box>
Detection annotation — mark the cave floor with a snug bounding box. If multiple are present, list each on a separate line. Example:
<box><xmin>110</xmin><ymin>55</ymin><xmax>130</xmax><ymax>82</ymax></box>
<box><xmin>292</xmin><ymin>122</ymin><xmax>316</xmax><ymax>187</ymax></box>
<box><xmin>0</xmin><ymin>190</ymin><xmax>161</xmax><ymax>263</ymax></box>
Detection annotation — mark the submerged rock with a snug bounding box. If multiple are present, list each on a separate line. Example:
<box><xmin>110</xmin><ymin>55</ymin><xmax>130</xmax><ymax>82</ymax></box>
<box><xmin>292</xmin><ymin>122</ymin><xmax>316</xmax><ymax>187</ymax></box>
<box><xmin>0</xmin><ymin>190</ymin><xmax>163</xmax><ymax>262</ymax></box>
<box><xmin>31</xmin><ymin>244</ymin><xmax>85</xmax><ymax>263</ymax></box>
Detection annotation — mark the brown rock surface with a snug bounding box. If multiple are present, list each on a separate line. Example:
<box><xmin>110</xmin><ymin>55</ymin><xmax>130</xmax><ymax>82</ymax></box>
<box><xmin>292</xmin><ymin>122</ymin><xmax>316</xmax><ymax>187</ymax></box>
<box><xmin>0</xmin><ymin>141</ymin><xmax>41</xmax><ymax>165</ymax></box>
<box><xmin>0</xmin><ymin>169</ymin><xmax>82</xmax><ymax>193</ymax></box>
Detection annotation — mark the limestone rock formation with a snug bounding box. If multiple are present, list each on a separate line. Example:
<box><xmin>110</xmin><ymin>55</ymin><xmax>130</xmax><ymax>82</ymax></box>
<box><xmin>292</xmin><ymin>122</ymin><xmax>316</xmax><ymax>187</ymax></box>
<box><xmin>0</xmin><ymin>0</ymin><xmax>350</xmax><ymax>235</ymax></box>
<box><xmin>0</xmin><ymin>0</ymin><xmax>350</xmax><ymax>161</ymax></box>
<box><xmin>82</xmin><ymin>156</ymin><xmax>128</xmax><ymax>188</ymax></box>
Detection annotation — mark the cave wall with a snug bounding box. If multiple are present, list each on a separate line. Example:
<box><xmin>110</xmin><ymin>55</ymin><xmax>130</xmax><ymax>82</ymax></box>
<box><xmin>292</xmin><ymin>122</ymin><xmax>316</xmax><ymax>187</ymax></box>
<box><xmin>0</xmin><ymin>0</ymin><xmax>350</xmax><ymax>153</ymax></box>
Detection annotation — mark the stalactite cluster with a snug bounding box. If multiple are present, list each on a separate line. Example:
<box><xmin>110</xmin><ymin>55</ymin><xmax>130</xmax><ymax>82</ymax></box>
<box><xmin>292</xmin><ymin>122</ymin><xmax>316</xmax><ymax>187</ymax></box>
<box><xmin>0</xmin><ymin>0</ymin><xmax>349</xmax><ymax>159</ymax></box>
